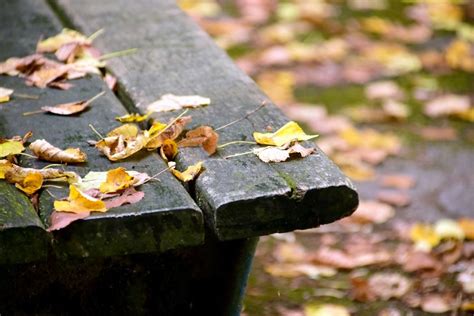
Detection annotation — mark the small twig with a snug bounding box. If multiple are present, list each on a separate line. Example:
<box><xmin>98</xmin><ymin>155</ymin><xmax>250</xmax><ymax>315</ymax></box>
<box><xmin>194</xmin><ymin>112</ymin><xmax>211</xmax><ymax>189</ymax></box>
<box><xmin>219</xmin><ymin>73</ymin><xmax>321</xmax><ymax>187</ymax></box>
<box><xmin>143</xmin><ymin>164</ymin><xmax>176</xmax><ymax>184</ymax></box>
<box><xmin>217</xmin><ymin>140</ymin><xmax>257</xmax><ymax>149</ymax></box>
<box><xmin>42</xmin><ymin>184</ymin><xmax>63</xmax><ymax>189</ymax></box>
<box><xmin>18</xmin><ymin>152</ymin><xmax>37</xmax><ymax>159</ymax></box>
<box><xmin>87</xmin><ymin>28</ymin><xmax>104</xmax><ymax>42</ymax></box>
<box><xmin>223</xmin><ymin>150</ymin><xmax>254</xmax><ymax>159</ymax></box>
<box><xmin>14</xmin><ymin>93</ymin><xmax>40</xmax><ymax>100</ymax></box>
<box><xmin>45</xmin><ymin>189</ymin><xmax>59</xmax><ymax>199</ymax></box>
<box><xmin>88</xmin><ymin>124</ymin><xmax>104</xmax><ymax>139</ymax></box>
<box><xmin>152</xmin><ymin>109</ymin><xmax>189</xmax><ymax>139</ymax></box>
<box><xmin>86</xmin><ymin>91</ymin><xmax>106</xmax><ymax>105</ymax></box>
<box><xmin>22</xmin><ymin>109</ymin><xmax>45</xmax><ymax>116</ymax></box>
<box><xmin>42</xmin><ymin>164</ymin><xmax>63</xmax><ymax>169</ymax></box>
<box><xmin>99</xmin><ymin>48</ymin><xmax>138</xmax><ymax>61</ymax></box>
<box><xmin>215</xmin><ymin>100</ymin><xmax>266</xmax><ymax>131</ymax></box>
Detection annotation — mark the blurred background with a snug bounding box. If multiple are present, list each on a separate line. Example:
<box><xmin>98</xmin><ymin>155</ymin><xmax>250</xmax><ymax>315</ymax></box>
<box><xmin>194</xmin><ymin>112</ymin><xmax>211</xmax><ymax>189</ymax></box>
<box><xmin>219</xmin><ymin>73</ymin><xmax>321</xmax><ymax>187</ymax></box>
<box><xmin>179</xmin><ymin>1</ymin><xmax>474</xmax><ymax>315</ymax></box>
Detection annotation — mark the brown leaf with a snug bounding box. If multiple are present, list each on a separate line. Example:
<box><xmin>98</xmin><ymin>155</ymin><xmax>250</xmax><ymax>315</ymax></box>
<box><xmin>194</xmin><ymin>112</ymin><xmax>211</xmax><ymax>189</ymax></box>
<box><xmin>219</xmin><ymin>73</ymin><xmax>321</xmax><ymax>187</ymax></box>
<box><xmin>311</xmin><ymin>247</ymin><xmax>391</xmax><ymax>269</ymax></box>
<box><xmin>401</xmin><ymin>250</ymin><xmax>443</xmax><ymax>274</ymax></box>
<box><xmin>0</xmin><ymin>54</ymin><xmax>44</xmax><ymax>76</ymax></box>
<box><xmin>178</xmin><ymin>126</ymin><xmax>219</xmax><ymax>155</ymax></box>
<box><xmin>368</xmin><ymin>273</ymin><xmax>412</xmax><ymax>300</ymax></box>
<box><xmin>350</xmin><ymin>277</ymin><xmax>377</xmax><ymax>302</ymax></box>
<box><xmin>288</xmin><ymin>143</ymin><xmax>315</xmax><ymax>157</ymax></box>
<box><xmin>424</xmin><ymin>94</ymin><xmax>470</xmax><ymax>118</ymax></box>
<box><xmin>380</xmin><ymin>174</ymin><xmax>415</xmax><ymax>189</ymax></box>
<box><xmin>26</xmin><ymin>63</ymin><xmax>69</xmax><ymax>88</ymax></box>
<box><xmin>40</xmin><ymin>91</ymin><xmax>104</xmax><ymax>115</ymax></box>
<box><xmin>160</xmin><ymin>139</ymin><xmax>178</xmax><ymax>161</ymax></box>
<box><xmin>4</xmin><ymin>163</ymin><xmax>79</xmax><ymax>184</ymax></box>
<box><xmin>419</xmin><ymin>126</ymin><xmax>458</xmax><ymax>141</ymax></box>
<box><xmin>104</xmin><ymin>187</ymin><xmax>145</xmax><ymax>209</ymax></box>
<box><xmin>365</xmin><ymin>81</ymin><xmax>405</xmax><ymax>100</ymax></box>
<box><xmin>29</xmin><ymin>139</ymin><xmax>87</xmax><ymax>163</ymax></box>
<box><xmin>420</xmin><ymin>294</ymin><xmax>452</xmax><ymax>313</ymax></box>
<box><xmin>350</xmin><ymin>200</ymin><xmax>395</xmax><ymax>224</ymax></box>
<box><xmin>47</xmin><ymin>211</ymin><xmax>90</xmax><ymax>232</ymax></box>
<box><xmin>145</xmin><ymin>116</ymin><xmax>192</xmax><ymax>150</ymax></box>
<box><xmin>376</xmin><ymin>190</ymin><xmax>411</xmax><ymax>207</ymax></box>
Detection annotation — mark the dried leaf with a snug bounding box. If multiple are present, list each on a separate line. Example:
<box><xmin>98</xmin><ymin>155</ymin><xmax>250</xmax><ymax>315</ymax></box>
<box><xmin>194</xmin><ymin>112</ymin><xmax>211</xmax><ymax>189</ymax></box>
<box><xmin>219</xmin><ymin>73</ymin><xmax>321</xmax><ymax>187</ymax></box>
<box><xmin>424</xmin><ymin>94</ymin><xmax>470</xmax><ymax>118</ymax></box>
<box><xmin>177</xmin><ymin>125</ymin><xmax>219</xmax><ymax>155</ymax></box>
<box><xmin>0</xmin><ymin>139</ymin><xmax>25</xmax><ymax>158</ymax></box>
<box><xmin>380</xmin><ymin>174</ymin><xmax>415</xmax><ymax>189</ymax></box>
<box><xmin>47</xmin><ymin>211</ymin><xmax>90</xmax><ymax>232</ymax></box>
<box><xmin>0</xmin><ymin>159</ymin><xmax>13</xmax><ymax>179</ymax></box>
<box><xmin>0</xmin><ymin>87</ymin><xmax>14</xmax><ymax>103</ymax></box>
<box><xmin>304</xmin><ymin>303</ymin><xmax>350</xmax><ymax>316</ymax></box>
<box><xmin>0</xmin><ymin>54</ymin><xmax>44</xmax><ymax>76</ymax></box>
<box><xmin>145</xmin><ymin>116</ymin><xmax>192</xmax><ymax>150</ymax></box>
<box><xmin>365</xmin><ymin>81</ymin><xmax>404</xmax><ymax>100</ymax></box>
<box><xmin>368</xmin><ymin>273</ymin><xmax>412</xmax><ymax>300</ymax></box>
<box><xmin>420</xmin><ymin>294</ymin><xmax>452</xmax><ymax>313</ymax></box>
<box><xmin>401</xmin><ymin>250</ymin><xmax>443</xmax><ymax>273</ymax></box>
<box><xmin>457</xmin><ymin>265</ymin><xmax>474</xmax><ymax>293</ymax></box>
<box><xmin>26</xmin><ymin>64</ymin><xmax>69</xmax><ymax>88</ymax></box>
<box><xmin>350</xmin><ymin>200</ymin><xmax>394</xmax><ymax>224</ymax></box>
<box><xmin>104</xmin><ymin>187</ymin><xmax>145</xmax><ymax>209</ymax></box>
<box><xmin>107</xmin><ymin>123</ymin><xmax>139</xmax><ymax>138</ymax></box>
<box><xmin>253</xmin><ymin>121</ymin><xmax>318</xmax><ymax>147</ymax></box>
<box><xmin>99</xmin><ymin>167</ymin><xmax>136</xmax><ymax>194</ymax></box>
<box><xmin>376</xmin><ymin>190</ymin><xmax>411</xmax><ymax>207</ymax></box>
<box><xmin>14</xmin><ymin>172</ymin><xmax>43</xmax><ymax>196</ymax></box>
<box><xmin>434</xmin><ymin>219</ymin><xmax>465</xmax><ymax>240</ymax></box>
<box><xmin>76</xmin><ymin>170</ymin><xmax>149</xmax><ymax>192</ymax></box>
<box><xmin>29</xmin><ymin>139</ymin><xmax>87</xmax><ymax>163</ymax></box>
<box><xmin>459</xmin><ymin>218</ymin><xmax>474</xmax><ymax>240</ymax></box>
<box><xmin>147</xmin><ymin>94</ymin><xmax>210</xmax><ymax>112</ymax></box>
<box><xmin>41</xmin><ymin>92</ymin><xmax>104</xmax><ymax>116</ymax></box>
<box><xmin>265</xmin><ymin>263</ymin><xmax>336</xmax><ymax>279</ymax></box>
<box><xmin>419</xmin><ymin>126</ymin><xmax>458</xmax><ymax>141</ymax></box>
<box><xmin>160</xmin><ymin>139</ymin><xmax>178</xmax><ymax>161</ymax></box>
<box><xmin>311</xmin><ymin>247</ymin><xmax>391</xmax><ymax>269</ymax></box>
<box><xmin>4</xmin><ymin>163</ymin><xmax>79</xmax><ymax>184</ymax></box>
<box><xmin>171</xmin><ymin>161</ymin><xmax>203</xmax><ymax>182</ymax></box>
<box><xmin>410</xmin><ymin>223</ymin><xmax>441</xmax><ymax>251</ymax></box>
<box><xmin>382</xmin><ymin>100</ymin><xmax>410</xmax><ymax>120</ymax></box>
<box><xmin>36</xmin><ymin>28</ymin><xmax>90</xmax><ymax>53</ymax></box>
<box><xmin>253</xmin><ymin>147</ymin><xmax>289</xmax><ymax>163</ymax></box>
<box><xmin>54</xmin><ymin>185</ymin><xmax>106</xmax><ymax>214</ymax></box>
<box><xmin>116</xmin><ymin>112</ymin><xmax>152</xmax><ymax>123</ymax></box>
<box><xmin>96</xmin><ymin>134</ymin><xmax>148</xmax><ymax>161</ymax></box>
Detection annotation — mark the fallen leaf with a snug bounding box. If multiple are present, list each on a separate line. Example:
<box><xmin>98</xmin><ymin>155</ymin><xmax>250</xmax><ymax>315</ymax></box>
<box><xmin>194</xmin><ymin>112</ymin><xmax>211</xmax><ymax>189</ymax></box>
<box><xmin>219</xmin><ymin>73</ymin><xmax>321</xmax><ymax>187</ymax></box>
<box><xmin>368</xmin><ymin>273</ymin><xmax>412</xmax><ymax>300</ymax></box>
<box><xmin>304</xmin><ymin>303</ymin><xmax>350</xmax><ymax>316</ymax></box>
<box><xmin>99</xmin><ymin>167</ymin><xmax>136</xmax><ymax>194</ymax></box>
<box><xmin>380</xmin><ymin>174</ymin><xmax>415</xmax><ymax>189</ymax></box>
<box><xmin>434</xmin><ymin>219</ymin><xmax>465</xmax><ymax>240</ymax></box>
<box><xmin>54</xmin><ymin>185</ymin><xmax>106</xmax><ymax>214</ymax></box>
<box><xmin>350</xmin><ymin>277</ymin><xmax>377</xmax><ymax>302</ymax></box>
<box><xmin>273</xmin><ymin>242</ymin><xmax>307</xmax><ymax>263</ymax></box>
<box><xmin>116</xmin><ymin>112</ymin><xmax>152</xmax><ymax>123</ymax></box>
<box><xmin>457</xmin><ymin>264</ymin><xmax>474</xmax><ymax>293</ymax></box>
<box><xmin>178</xmin><ymin>125</ymin><xmax>219</xmax><ymax>155</ymax></box>
<box><xmin>145</xmin><ymin>116</ymin><xmax>192</xmax><ymax>150</ymax></box>
<box><xmin>104</xmin><ymin>73</ymin><xmax>117</xmax><ymax>90</ymax></box>
<box><xmin>382</xmin><ymin>100</ymin><xmax>410</xmax><ymax>120</ymax></box>
<box><xmin>107</xmin><ymin>123</ymin><xmax>139</xmax><ymax>138</ymax></box>
<box><xmin>418</xmin><ymin>126</ymin><xmax>458</xmax><ymax>141</ymax></box>
<box><xmin>458</xmin><ymin>218</ymin><xmax>474</xmax><ymax>240</ymax></box>
<box><xmin>264</xmin><ymin>263</ymin><xmax>336</xmax><ymax>279</ymax></box>
<box><xmin>171</xmin><ymin>161</ymin><xmax>203</xmax><ymax>182</ymax></box>
<box><xmin>40</xmin><ymin>91</ymin><xmax>104</xmax><ymax>116</ymax></box>
<box><xmin>253</xmin><ymin>146</ymin><xmax>289</xmax><ymax>163</ymax></box>
<box><xmin>14</xmin><ymin>172</ymin><xmax>43</xmax><ymax>196</ymax></box>
<box><xmin>4</xmin><ymin>163</ymin><xmax>79</xmax><ymax>184</ymax></box>
<box><xmin>96</xmin><ymin>134</ymin><xmax>148</xmax><ymax>161</ymax></box>
<box><xmin>410</xmin><ymin>223</ymin><xmax>441</xmax><ymax>251</ymax></box>
<box><xmin>311</xmin><ymin>247</ymin><xmax>391</xmax><ymax>269</ymax></box>
<box><xmin>104</xmin><ymin>187</ymin><xmax>145</xmax><ymax>209</ymax></box>
<box><xmin>445</xmin><ymin>39</ymin><xmax>474</xmax><ymax>72</ymax></box>
<box><xmin>420</xmin><ymin>294</ymin><xmax>452</xmax><ymax>313</ymax></box>
<box><xmin>160</xmin><ymin>139</ymin><xmax>178</xmax><ymax>161</ymax></box>
<box><xmin>0</xmin><ymin>159</ymin><xmax>13</xmax><ymax>179</ymax></box>
<box><xmin>26</xmin><ymin>63</ymin><xmax>69</xmax><ymax>88</ymax></box>
<box><xmin>147</xmin><ymin>94</ymin><xmax>210</xmax><ymax>112</ymax></box>
<box><xmin>76</xmin><ymin>170</ymin><xmax>149</xmax><ymax>192</ymax></box>
<box><xmin>0</xmin><ymin>87</ymin><xmax>14</xmax><ymax>103</ymax></box>
<box><xmin>424</xmin><ymin>94</ymin><xmax>470</xmax><ymax>118</ymax></box>
<box><xmin>253</xmin><ymin>121</ymin><xmax>318</xmax><ymax>147</ymax></box>
<box><xmin>29</xmin><ymin>139</ymin><xmax>87</xmax><ymax>163</ymax></box>
<box><xmin>350</xmin><ymin>200</ymin><xmax>394</xmax><ymax>224</ymax></box>
<box><xmin>0</xmin><ymin>139</ymin><xmax>25</xmax><ymax>158</ymax></box>
<box><xmin>0</xmin><ymin>54</ymin><xmax>44</xmax><ymax>76</ymax></box>
<box><xmin>365</xmin><ymin>81</ymin><xmax>404</xmax><ymax>100</ymax></box>
<box><xmin>36</xmin><ymin>28</ymin><xmax>90</xmax><ymax>53</ymax></box>
<box><xmin>401</xmin><ymin>250</ymin><xmax>443</xmax><ymax>274</ymax></box>
<box><xmin>47</xmin><ymin>211</ymin><xmax>90</xmax><ymax>232</ymax></box>
<box><xmin>376</xmin><ymin>190</ymin><xmax>411</xmax><ymax>207</ymax></box>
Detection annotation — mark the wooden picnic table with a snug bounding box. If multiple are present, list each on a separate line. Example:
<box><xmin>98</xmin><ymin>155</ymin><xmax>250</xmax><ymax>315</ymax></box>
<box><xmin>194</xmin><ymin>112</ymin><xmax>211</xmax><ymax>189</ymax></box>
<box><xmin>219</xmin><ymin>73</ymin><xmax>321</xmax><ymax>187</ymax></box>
<box><xmin>0</xmin><ymin>0</ymin><xmax>358</xmax><ymax>315</ymax></box>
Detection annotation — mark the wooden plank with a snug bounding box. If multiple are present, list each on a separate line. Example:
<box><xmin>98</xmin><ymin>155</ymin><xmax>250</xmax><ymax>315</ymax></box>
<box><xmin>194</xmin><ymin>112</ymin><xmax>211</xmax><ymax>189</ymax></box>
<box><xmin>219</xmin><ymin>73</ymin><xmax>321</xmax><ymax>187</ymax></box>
<box><xmin>0</xmin><ymin>0</ymin><xmax>203</xmax><ymax>261</ymax></box>
<box><xmin>52</xmin><ymin>0</ymin><xmax>359</xmax><ymax>240</ymax></box>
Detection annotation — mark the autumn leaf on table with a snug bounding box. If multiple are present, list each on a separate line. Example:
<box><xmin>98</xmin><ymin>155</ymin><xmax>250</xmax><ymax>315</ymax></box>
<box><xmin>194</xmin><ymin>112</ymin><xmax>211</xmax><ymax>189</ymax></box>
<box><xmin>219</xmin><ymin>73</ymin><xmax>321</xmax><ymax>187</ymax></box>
<box><xmin>95</xmin><ymin>124</ymin><xmax>149</xmax><ymax>161</ymax></box>
<box><xmin>0</xmin><ymin>132</ymin><xmax>32</xmax><ymax>158</ymax></box>
<box><xmin>35</xmin><ymin>91</ymin><xmax>105</xmax><ymax>116</ymax></box>
<box><xmin>29</xmin><ymin>139</ymin><xmax>87</xmax><ymax>163</ymax></box>
<box><xmin>116</xmin><ymin>111</ymin><xmax>152</xmax><ymax>123</ymax></box>
<box><xmin>47</xmin><ymin>211</ymin><xmax>90</xmax><ymax>232</ymax></box>
<box><xmin>178</xmin><ymin>125</ymin><xmax>219</xmax><ymax>155</ymax></box>
<box><xmin>0</xmin><ymin>54</ymin><xmax>44</xmax><ymax>76</ymax></box>
<box><xmin>170</xmin><ymin>161</ymin><xmax>203</xmax><ymax>182</ymax></box>
<box><xmin>99</xmin><ymin>167</ymin><xmax>136</xmax><ymax>194</ymax></box>
<box><xmin>76</xmin><ymin>169</ymin><xmax>150</xmax><ymax>192</ymax></box>
<box><xmin>103</xmin><ymin>187</ymin><xmax>145</xmax><ymax>209</ymax></box>
<box><xmin>145</xmin><ymin>116</ymin><xmax>192</xmax><ymax>150</ymax></box>
<box><xmin>0</xmin><ymin>160</ymin><xmax>13</xmax><ymax>179</ymax></box>
<box><xmin>147</xmin><ymin>94</ymin><xmax>210</xmax><ymax>113</ymax></box>
<box><xmin>14</xmin><ymin>172</ymin><xmax>43</xmax><ymax>196</ymax></box>
<box><xmin>253</xmin><ymin>142</ymin><xmax>315</xmax><ymax>163</ymax></box>
<box><xmin>54</xmin><ymin>185</ymin><xmax>106</xmax><ymax>214</ymax></box>
<box><xmin>253</xmin><ymin>121</ymin><xmax>318</xmax><ymax>147</ymax></box>
<box><xmin>26</xmin><ymin>62</ymin><xmax>69</xmax><ymax>88</ymax></box>
<box><xmin>36</xmin><ymin>28</ymin><xmax>90</xmax><ymax>54</ymax></box>
<box><xmin>0</xmin><ymin>87</ymin><xmax>13</xmax><ymax>103</ymax></box>
<box><xmin>3</xmin><ymin>161</ymin><xmax>79</xmax><ymax>184</ymax></box>
<box><xmin>160</xmin><ymin>139</ymin><xmax>178</xmax><ymax>161</ymax></box>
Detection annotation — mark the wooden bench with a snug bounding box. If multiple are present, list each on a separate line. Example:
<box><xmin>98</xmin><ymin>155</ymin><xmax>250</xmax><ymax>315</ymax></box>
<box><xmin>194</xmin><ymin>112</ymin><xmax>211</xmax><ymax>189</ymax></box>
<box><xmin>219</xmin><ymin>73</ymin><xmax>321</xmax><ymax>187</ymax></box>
<box><xmin>0</xmin><ymin>0</ymin><xmax>358</xmax><ymax>314</ymax></box>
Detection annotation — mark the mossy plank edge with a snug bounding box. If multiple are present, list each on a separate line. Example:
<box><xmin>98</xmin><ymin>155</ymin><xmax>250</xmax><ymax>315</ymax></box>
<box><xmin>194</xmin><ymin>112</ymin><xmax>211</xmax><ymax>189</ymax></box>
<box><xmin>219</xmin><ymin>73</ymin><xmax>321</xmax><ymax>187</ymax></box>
<box><xmin>0</xmin><ymin>0</ymin><xmax>204</xmax><ymax>261</ymax></box>
<box><xmin>52</xmin><ymin>0</ymin><xmax>358</xmax><ymax>239</ymax></box>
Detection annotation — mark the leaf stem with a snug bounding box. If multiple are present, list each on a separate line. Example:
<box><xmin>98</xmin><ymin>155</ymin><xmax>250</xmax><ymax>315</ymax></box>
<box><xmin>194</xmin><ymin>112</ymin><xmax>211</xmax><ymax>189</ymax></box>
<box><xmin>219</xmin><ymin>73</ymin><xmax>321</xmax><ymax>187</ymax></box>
<box><xmin>99</xmin><ymin>48</ymin><xmax>138</xmax><ymax>61</ymax></box>
<box><xmin>86</xmin><ymin>91</ymin><xmax>106</xmax><ymax>105</ymax></box>
<box><xmin>215</xmin><ymin>100</ymin><xmax>266</xmax><ymax>131</ymax></box>
<box><xmin>143</xmin><ymin>164</ymin><xmax>176</xmax><ymax>183</ymax></box>
<box><xmin>18</xmin><ymin>152</ymin><xmax>37</xmax><ymax>159</ymax></box>
<box><xmin>223</xmin><ymin>150</ymin><xmax>254</xmax><ymax>159</ymax></box>
<box><xmin>22</xmin><ymin>109</ymin><xmax>45</xmax><ymax>116</ymax></box>
<box><xmin>88</xmin><ymin>124</ymin><xmax>104</xmax><ymax>139</ymax></box>
<box><xmin>217</xmin><ymin>140</ymin><xmax>257</xmax><ymax>149</ymax></box>
<box><xmin>152</xmin><ymin>109</ymin><xmax>189</xmax><ymax>139</ymax></box>
<box><xmin>14</xmin><ymin>93</ymin><xmax>40</xmax><ymax>100</ymax></box>
<box><xmin>87</xmin><ymin>28</ymin><xmax>104</xmax><ymax>42</ymax></box>
<box><xmin>42</xmin><ymin>164</ymin><xmax>63</xmax><ymax>169</ymax></box>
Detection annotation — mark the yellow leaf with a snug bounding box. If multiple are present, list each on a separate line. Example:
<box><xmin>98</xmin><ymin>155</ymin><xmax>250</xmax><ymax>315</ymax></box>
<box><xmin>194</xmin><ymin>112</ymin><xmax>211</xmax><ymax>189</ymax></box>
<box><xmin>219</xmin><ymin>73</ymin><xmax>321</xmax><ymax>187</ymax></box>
<box><xmin>0</xmin><ymin>159</ymin><xmax>13</xmax><ymax>179</ymax></box>
<box><xmin>304</xmin><ymin>303</ymin><xmax>350</xmax><ymax>316</ymax></box>
<box><xmin>15</xmin><ymin>172</ymin><xmax>43</xmax><ymax>196</ymax></box>
<box><xmin>434</xmin><ymin>219</ymin><xmax>465</xmax><ymax>240</ymax></box>
<box><xmin>0</xmin><ymin>87</ymin><xmax>13</xmax><ymax>103</ymax></box>
<box><xmin>0</xmin><ymin>140</ymin><xmax>24</xmax><ymax>158</ymax></box>
<box><xmin>160</xmin><ymin>139</ymin><xmax>178</xmax><ymax>161</ymax></box>
<box><xmin>253</xmin><ymin>121</ymin><xmax>318</xmax><ymax>147</ymax></box>
<box><xmin>99</xmin><ymin>167</ymin><xmax>136</xmax><ymax>194</ymax></box>
<box><xmin>37</xmin><ymin>29</ymin><xmax>89</xmax><ymax>53</ymax></box>
<box><xmin>116</xmin><ymin>112</ymin><xmax>152</xmax><ymax>123</ymax></box>
<box><xmin>171</xmin><ymin>161</ymin><xmax>203</xmax><ymax>182</ymax></box>
<box><xmin>458</xmin><ymin>218</ymin><xmax>474</xmax><ymax>240</ymax></box>
<box><xmin>54</xmin><ymin>185</ymin><xmax>106</xmax><ymax>214</ymax></box>
<box><xmin>410</xmin><ymin>223</ymin><xmax>441</xmax><ymax>251</ymax></box>
<box><xmin>107</xmin><ymin>124</ymin><xmax>139</xmax><ymax>138</ymax></box>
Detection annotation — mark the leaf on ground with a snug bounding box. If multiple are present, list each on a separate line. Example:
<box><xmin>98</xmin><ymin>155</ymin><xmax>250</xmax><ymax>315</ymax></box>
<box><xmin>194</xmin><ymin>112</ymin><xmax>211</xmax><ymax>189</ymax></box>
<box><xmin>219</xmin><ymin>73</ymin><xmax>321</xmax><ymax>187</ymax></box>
<box><xmin>4</xmin><ymin>162</ymin><xmax>79</xmax><ymax>184</ymax></box>
<box><xmin>457</xmin><ymin>264</ymin><xmax>474</xmax><ymax>293</ymax></box>
<box><xmin>40</xmin><ymin>91</ymin><xmax>104</xmax><ymax>116</ymax></box>
<box><xmin>0</xmin><ymin>87</ymin><xmax>14</xmax><ymax>103</ymax></box>
<box><xmin>365</xmin><ymin>80</ymin><xmax>404</xmax><ymax>100</ymax></box>
<box><xmin>104</xmin><ymin>187</ymin><xmax>145</xmax><ymax>209</ymax></box>
<box><xmin>178</xmin><ymin>125</ymin><xmax>219</xmax><ymax>155</ymax></box>
<box><xmin>253</xmin><ymin>146</ymin><xmax>289</xmax><ymax>162</ymax></box>
<box><xmin>380</xmin><ymin>174</ymin><xmax>415</xmax><ymax>189</ymax></box>
<box><xmin>0</xmin><ymin>139</ymin><xmax>25</xmax><ymax>158</ymax></box>
<box><xmin>47</xmin><ymin>210</ymin><xmax>90</xmax><ymax>232</ymax></box>
<box><xmin>418</xmin><ymin>126</ymin><xmax>458</xmax><ymax>141</ymax></box>
<box><xmin>311</xmin><ymin>246</ymin><xmax>391</xmax><ymax>269</ymax></box>
<box><xmin>29</xmin><ymin>139</ymin><xmax>87</xmax><ymax>163</ymax></box>
<box><xmin>410</xmin><ymin>223</ymin><xmax>441</xmax><ymax>251</ymax></box>
<box><xmin>14</xmin><ymin>172</ymin><xmax>43</xmax><ymax>196</ymax></box>
<box><xmin>0</xmin><ymin>159</ymin><xmax>13</xmax><ymax>179</ymax></box>
<box><xmin>434</xmin><ymin>219</ymin><xmax>465</xmax><ymax>240</ymax></box>
<box><xmin>304</xmin><ymin>303</ymin><xmax>350</xmax><ymax>316</ymax></box>
<box><xmin>264</xmin><ymin>263</ymin><xmax>336</xmax><ymax>279</ymax></box>
<box><xmin>350</xmin><ymin>200</ymin><xmax>394</xmax><ymax>224</ymax></box>
<box><xmin>160</xmin><ymin>139</ymin><xmax>178</xmax><ymax>161</ymax></box>
<box><xmin>253</xmin><ymin>121</ymin><xmax>318</xmax><ymax>146</ymax></box>
<box><xmin>0</xmin><ymin>54</ymin><xmax>44</xmax><ymax>76</ymax></box>
<box><xmin>145</xmin><ymin>116</ymin><xmax>192</xmax><ymax>150</ymax></box>
<box><xmin>99</xmin><ymin>167</ymin><xmax>136</xmax><ymax>194</ymax></box>
<box><xmin>26</xmin><ymin>63</ymin><xmax>69</xmax><ymax>88</ymax></box>
<box><xmin>54</xmin><ymin>185</ymin><xmax>106</xmax><ymax>214</ymax></box>
<box><xmin>458</xmin><ymin>218</ymin><xmax>474</xmax><ymax>240</ymax></box>
<box><xmin>400</xmin><ymin>249</ymin><xmax>443</xmax><ymax>274</ymax></box>
<box><xmin>273</xmin><ymin>242</ymin><xmax>307</xmax><ymax>263</ymax></box>
<box><xmin>376</xmin><ymin>189</ymin><xmax>411</xmax><ymax>207</ymax></box>
<box><xmin>76</xmin><ymin>170</ymin><xmax>149</xmax><ymax>192</ymax></box>
<box><xmin>382</xmin><ymin>100</ymin><xmax>410</xmax><ymax>120</ymax></box>
<box><xmin>420</xmin><ymin>294</ymin><xmax>452</xmax><ymax>313</ymax></box>
<box><xmin>445</xmin><ymin>39</ymin><xmax>474</xmax><ymax>72</ymax></box>
<box><xmin>36</xmin><ymin>28</ymin><xmax>90</xmax><ymax>53</ymax></box>
<box><xmin>147</xmin><ymin>94</ymin><xmax>210</xmax><ymax>112</ymax></box>
<box><xmin>116</xmin><ymin>112</ymin><xmax>152</xmax><ymax>123</ymax></box>
<box><xmin>424</xmin><ymin>94</ymin><xmax>470</xmax><ymax>118</ymax></box>
<box><xmin>368</xmin><ymin>272</ymin><xmax>412</xmax><ymax>300</ymax></box>
<box><xmin>171</xmin><ymin>161</ymin><xmax>203</xmax><ymax>182</ymax></box>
